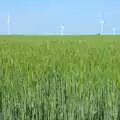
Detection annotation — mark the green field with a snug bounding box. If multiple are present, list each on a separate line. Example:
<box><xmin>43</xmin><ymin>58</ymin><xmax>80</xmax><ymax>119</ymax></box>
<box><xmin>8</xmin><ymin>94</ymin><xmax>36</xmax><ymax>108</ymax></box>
<box><xmin>0</xmin><ymin>35</ymin><xmax>120</xmax><ymax>120</ymax></box>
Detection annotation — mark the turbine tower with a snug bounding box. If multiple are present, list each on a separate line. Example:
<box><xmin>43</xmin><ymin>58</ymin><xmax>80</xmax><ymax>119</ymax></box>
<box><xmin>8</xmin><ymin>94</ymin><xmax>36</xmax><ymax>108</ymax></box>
<box><xmin>60</xmin><ymin>24</ymin><xmax>64</xmax><ymax>35</ymax></box>
<box><xmin>112</xmin><ymin>27</ymin><xmax>116</xmax><ymax>35</ymax></box>
<box><xmin>7</xmin><ymin>15</ymin><xmax>10</xmax><ymax>35</ymax></box>
<box><xmin>100</xmin><ymin>20</ymin><xmax>104</xmax><ymax>35</ymax></box>
<box><xmin>99</xmin><ymin>13</ymin><xmax>105</xmax><ymax>35</ymax></box>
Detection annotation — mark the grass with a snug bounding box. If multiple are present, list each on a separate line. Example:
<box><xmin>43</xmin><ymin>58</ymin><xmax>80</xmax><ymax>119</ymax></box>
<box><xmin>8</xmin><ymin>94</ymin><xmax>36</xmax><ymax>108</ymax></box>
<box><xmin>0</xmin><ymin>35</ymin><xmax>120</xmax><ymax>120</ymax></box>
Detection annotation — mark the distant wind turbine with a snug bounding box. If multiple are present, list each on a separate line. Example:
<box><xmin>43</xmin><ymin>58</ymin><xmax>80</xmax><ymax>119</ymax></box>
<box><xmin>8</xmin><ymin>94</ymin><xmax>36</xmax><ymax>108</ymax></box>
<box><xmin>60</xmin><ymin>24</ymin><xmax>64</xmax><ymax>35</ymax></box>
<box><xmin>99</xmin><ymin>13</ymin><xmax>105</xmax><ymax>35</ymax></box>
<box><xmin>112</xmin><ymin>28</ymin><xmax>116</xmax><ymax>35</ymax></box>
<box><xmin>7</xmin><ymin>15</ymin><xmax>10</xmax><ymax>35</ymax></box>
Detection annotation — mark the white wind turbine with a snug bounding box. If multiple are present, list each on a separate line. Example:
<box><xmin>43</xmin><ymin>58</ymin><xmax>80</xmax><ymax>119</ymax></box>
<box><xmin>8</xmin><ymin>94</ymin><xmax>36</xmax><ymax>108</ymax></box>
<box><xmin>60</xmin><ymin>24</ymin><xmax>64</xmax><ymax>35</ymax></box>
<box><xmin>112</xmin><ymin>27</ymin><xmax>116</xmax><ymax>35</ymax></box>
<box><xmin>7</xmin><ymin>14</ymin><xmax>11</xmax><ymax>35</ymax></box>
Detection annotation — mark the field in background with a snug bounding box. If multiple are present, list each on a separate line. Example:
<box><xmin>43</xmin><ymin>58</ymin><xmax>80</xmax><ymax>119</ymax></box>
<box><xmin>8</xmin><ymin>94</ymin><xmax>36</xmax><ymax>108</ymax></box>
<box><xmin>0</xmin><ymin>35</ymin><xmax>120</xmax><ymax>120</ymax></box>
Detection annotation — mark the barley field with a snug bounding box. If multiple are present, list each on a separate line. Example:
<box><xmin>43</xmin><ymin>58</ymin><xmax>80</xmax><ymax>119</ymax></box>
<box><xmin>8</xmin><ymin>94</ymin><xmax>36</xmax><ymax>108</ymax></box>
<box><xmin>0</xmin><ymin>35</ymin><xmax>120</xmax><ymax>120</ymax></box>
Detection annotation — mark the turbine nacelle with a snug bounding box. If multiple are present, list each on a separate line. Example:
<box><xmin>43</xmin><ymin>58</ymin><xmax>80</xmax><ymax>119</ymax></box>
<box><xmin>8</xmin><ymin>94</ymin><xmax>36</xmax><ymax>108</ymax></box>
<box><xmin>100</xmin><ymin>20</ymin><xmax>104</xmax><ymax>24</ymax></box>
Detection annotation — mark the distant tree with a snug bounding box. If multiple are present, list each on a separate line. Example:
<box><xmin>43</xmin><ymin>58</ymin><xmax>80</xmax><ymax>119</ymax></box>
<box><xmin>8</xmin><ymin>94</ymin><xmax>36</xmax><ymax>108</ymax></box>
<box><xmin>96</xmin><ymin>33</ymin><xmax>100</xmax><ymax>35</ymax></box>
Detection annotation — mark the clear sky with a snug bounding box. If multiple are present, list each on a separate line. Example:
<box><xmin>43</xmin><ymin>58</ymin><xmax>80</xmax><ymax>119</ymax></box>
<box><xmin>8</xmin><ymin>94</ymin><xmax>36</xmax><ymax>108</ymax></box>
<box><xmin>0</xmin><ymin>0</ymin><xmax>119</xmax><ymax>35</ymax></box>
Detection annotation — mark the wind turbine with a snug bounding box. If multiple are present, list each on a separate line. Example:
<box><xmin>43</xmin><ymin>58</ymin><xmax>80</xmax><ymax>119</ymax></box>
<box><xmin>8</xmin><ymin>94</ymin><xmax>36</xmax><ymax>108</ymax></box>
<box><xmin>60</xmin><ymin>24</ymin><xmax>64</xmax><ymax>35</ymax></box>
<box><xmin>112</xmin><ymin>27</ymin><xmax>116</xmax><ymax>35</ymax></box>
<box><xmin>7</xmin><ymin>14</ymin><xmax>11</xmax><ymax>35</ymax></box>
<box><xmin>99</xmin><ymin>13</ymin><xmax>105</xmax><ymax>35</ymax></box>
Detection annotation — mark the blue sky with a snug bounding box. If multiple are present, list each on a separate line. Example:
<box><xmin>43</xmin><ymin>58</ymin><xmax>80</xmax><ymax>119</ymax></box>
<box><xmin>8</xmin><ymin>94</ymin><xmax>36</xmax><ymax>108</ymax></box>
<box><xmin>0</xmin><ymin>0</ymin><xmax>119</xmax><ymax>35</ymax></box>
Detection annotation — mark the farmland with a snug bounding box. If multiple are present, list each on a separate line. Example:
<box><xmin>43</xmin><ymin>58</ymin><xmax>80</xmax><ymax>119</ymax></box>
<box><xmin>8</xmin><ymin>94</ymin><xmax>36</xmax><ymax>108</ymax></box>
<box><xmin>0</xmin><ymin>35</ymin><xmax>120</xmax><ymax>120</ymax></box>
